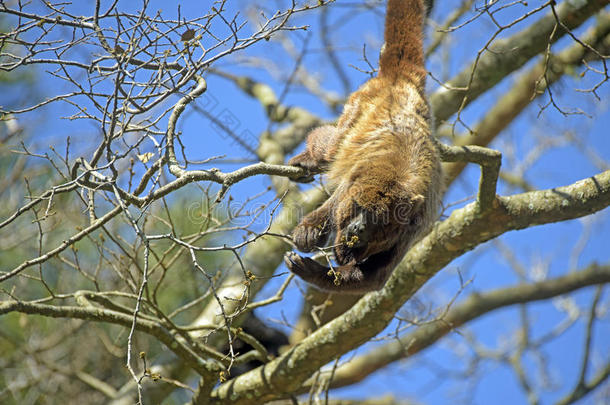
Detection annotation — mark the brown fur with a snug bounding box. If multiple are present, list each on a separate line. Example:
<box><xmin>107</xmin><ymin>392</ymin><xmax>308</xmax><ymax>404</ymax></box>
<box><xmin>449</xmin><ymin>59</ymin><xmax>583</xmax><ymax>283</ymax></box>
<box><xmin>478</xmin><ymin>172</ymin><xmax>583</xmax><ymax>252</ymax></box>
<box><xmin>285</xmin><ymin>0</ymin><xmax>441</xmax><ymax>293</ymax></box>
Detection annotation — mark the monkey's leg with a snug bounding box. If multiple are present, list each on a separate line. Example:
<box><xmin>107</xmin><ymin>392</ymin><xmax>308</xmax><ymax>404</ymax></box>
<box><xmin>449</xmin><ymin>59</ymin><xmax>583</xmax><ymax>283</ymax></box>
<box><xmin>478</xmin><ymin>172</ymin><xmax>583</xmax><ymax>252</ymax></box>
<box><xmin>288</xmin><ymin>125</ymin><xmax>339</xmax><ymax>182</ymax></box>
<box><xmin>284</xmin><ymin>252</ymin><xmax>387</xmax><ymax>294</ymax></box>
<box><xmin>292</xmin><ymin>198</ymin><xmax>333</xmax><ymax>252</ymax></box>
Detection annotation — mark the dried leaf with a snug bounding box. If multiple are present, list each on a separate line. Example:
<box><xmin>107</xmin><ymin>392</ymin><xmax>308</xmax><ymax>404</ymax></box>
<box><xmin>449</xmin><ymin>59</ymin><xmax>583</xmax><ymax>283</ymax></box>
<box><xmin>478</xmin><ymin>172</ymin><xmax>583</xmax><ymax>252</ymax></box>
<box><xmin>181</xmin><ymin>29</ymin><xmax>195</xmax><ymax>41</ymax></box>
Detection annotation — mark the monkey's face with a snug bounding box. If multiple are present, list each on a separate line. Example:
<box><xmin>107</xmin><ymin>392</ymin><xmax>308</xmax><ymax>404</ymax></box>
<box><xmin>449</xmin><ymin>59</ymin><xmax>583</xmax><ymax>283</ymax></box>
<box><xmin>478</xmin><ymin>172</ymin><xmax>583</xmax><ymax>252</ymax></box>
<box><xmin>332</xmin><ymin>186</ymin><xmax>425</xmax><ymax>266</ymax></box>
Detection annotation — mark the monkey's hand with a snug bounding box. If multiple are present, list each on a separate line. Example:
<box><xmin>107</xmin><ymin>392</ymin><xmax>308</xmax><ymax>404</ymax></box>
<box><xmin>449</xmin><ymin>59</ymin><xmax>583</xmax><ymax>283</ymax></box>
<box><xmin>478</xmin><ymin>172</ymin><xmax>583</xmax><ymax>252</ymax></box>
<box><xmin>287</xmin><ymin>152</ymin><xmax>318</xmax><ymax>183</ymax></box>
<box><xmin>292</xmin><ymin>202</ymin><xmax>332</xmax><ymax>252</ymax></box>
<box><xmin>284</xmin><ymin>252</ymin><xmax>327</xmax><ymax>277</ymax></box>
<box><xmin>293</xmin><ymin>219</ymin><xmax>330</xmax><ymax>253</ymax></box>
<box><xmin>334</xmin><ymin>210</ymin><xmax>378</xmax><ymax>264</ymax></box>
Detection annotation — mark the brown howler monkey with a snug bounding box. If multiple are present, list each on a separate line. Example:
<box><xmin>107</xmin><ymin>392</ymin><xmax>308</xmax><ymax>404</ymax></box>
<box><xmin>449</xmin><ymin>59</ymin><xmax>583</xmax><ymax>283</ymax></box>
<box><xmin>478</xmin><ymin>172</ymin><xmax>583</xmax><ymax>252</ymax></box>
<box><xmin>284</xmin><ymin>0</ymin><xmax>442</xmax><ymax>294</ymax></box>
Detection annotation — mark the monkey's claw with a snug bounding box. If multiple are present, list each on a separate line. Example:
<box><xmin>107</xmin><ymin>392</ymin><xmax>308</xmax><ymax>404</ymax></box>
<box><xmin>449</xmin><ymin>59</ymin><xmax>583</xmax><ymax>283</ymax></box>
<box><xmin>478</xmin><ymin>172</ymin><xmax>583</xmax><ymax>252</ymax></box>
<box><xmin>284</xmin><ymin>251</ymin><xmax>305</xmax><ymax>273</ymax></box>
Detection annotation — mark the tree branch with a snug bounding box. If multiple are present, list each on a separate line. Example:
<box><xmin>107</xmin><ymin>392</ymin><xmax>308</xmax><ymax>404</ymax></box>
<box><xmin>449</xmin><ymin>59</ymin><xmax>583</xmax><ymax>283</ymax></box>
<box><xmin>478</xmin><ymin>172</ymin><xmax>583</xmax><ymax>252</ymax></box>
<box><xmin>556</xmin><ymin>361</ymin><xmax>610</xmax><ymax>405</ymax></box>
<box><xmin>167</xmin><ymin>76</ymin><xmax>209</xmax><ymax>178</ymax></box>
<box><xmin>0</xmin><ymin>301</ymin><xmax>221</xmax><ymax>377</ymax></box>
<box><xmin>436</xmin><ymin>142</ymin><xmax>502</xmax><ymax>210</ymax></box>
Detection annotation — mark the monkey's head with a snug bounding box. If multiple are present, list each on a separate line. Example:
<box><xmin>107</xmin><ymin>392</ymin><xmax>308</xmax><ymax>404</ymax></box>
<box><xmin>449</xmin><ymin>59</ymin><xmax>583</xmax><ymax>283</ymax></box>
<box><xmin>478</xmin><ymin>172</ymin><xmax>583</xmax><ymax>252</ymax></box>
<box><xmin>331</xmin><ymin>181</ymin><xmax>426</xmax><ymax>266</ymax></box>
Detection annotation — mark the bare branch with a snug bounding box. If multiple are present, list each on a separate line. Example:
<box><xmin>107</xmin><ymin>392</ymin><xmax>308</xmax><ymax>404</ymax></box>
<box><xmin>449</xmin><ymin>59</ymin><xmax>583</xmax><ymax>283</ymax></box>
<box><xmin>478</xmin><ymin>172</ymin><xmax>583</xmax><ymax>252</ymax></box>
<box><xmin>0</xmin><ymin>300</ymin><xmax>221</xmax><ymax>377</ymax></box>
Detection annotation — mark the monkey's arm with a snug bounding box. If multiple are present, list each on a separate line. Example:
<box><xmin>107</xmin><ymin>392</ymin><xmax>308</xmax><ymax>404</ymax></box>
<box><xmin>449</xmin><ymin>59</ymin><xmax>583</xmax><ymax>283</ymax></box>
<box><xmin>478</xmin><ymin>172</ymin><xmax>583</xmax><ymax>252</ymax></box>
<box><xmin>288</xmin><ymin>125</ymin><xmax>339</xmax><ymax>182</ymax></box>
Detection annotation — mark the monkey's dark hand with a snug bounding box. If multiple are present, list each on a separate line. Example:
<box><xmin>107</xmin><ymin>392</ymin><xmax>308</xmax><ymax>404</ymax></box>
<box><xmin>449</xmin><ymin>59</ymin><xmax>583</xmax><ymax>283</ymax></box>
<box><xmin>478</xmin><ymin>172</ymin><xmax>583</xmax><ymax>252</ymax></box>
<box><xmin>287</xmin><ymin>153</ymin><xmax>317</xmax><ymax>183</ymax></box>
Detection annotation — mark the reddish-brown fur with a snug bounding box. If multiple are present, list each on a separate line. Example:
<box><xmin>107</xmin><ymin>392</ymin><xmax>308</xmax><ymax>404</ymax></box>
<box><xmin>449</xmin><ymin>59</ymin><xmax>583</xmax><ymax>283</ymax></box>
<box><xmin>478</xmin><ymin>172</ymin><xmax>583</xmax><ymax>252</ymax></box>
<box><xmin>285</xmin><ymin>0</ymin><xmax>442</xmax><ymax>293</ymax></box>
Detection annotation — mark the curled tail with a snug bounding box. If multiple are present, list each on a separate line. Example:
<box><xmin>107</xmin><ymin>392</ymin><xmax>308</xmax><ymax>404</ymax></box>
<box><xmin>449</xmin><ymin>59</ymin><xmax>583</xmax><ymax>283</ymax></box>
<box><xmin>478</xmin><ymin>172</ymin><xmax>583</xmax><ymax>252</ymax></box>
<box><xmin>379</xmin><ymin>0</ymin><xmax>428</xmax><ymax>82</ymax></box>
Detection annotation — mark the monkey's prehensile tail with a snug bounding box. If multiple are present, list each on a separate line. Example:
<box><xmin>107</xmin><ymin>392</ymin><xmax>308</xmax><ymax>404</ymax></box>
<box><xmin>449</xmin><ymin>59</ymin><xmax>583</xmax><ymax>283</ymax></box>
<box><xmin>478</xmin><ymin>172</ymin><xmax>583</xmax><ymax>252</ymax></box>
<box><xmin>379</xmin><ymin>0</ymin><xmax>427</xmax><ymax>82</ymax></box>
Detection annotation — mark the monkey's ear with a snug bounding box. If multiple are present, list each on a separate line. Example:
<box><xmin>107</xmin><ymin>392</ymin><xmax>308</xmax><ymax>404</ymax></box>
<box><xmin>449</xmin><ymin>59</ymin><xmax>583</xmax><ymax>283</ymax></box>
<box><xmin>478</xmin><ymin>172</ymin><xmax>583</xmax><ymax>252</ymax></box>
<box><xmin>397</xmin><ymin>191</ymin><xmax>424</xmax><ymax>209</ymax></box>
<box><xmin>394</xmin><ymin>193</ymin><xmax>424</xmax><ymax>224</ymax></box>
